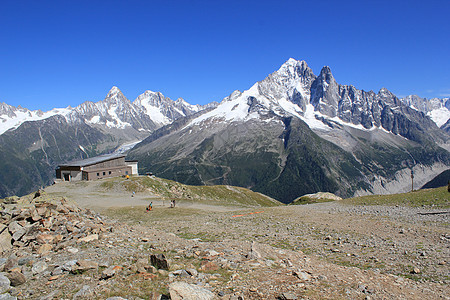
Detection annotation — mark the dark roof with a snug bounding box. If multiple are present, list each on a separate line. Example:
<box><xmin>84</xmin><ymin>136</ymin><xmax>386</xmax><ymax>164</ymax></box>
<box><xmin>59</xmin><ymin>153</ymin><xmax>126</xmax><ymax>167</ymax></box>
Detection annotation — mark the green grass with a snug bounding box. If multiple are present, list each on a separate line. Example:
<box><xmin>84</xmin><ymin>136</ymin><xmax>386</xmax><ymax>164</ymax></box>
<box><xmin>341</xmin><ymin>186</ymin><xmax>450</xmax><ymax>209</ymax></box>
<box><xmin>99</xmin><ymin>175</ymin><xmax>283</xmax><ymax>207</ymax></box>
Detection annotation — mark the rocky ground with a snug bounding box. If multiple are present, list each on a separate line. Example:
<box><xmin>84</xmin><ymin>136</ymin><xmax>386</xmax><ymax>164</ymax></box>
<box><xmin>0</xmin><ymin>186</ymin><xmax>448</xmax><ymax>299</ymax></box>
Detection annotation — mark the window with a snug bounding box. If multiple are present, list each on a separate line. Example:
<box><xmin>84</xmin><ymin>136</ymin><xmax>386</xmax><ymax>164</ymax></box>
<box><xmin>97</xmin><ymin>173</ymin><xmax>100</xmax><ymax>176</ymax></box>
<box><xmin>109</xmin><ymin>171</ymin><xmax>111</xmax><ymax>175</ymax></box>
<box><xmin>103</xmin><ymin>172</ymin><xmax>106</xmax><ymax>176</ymax></box>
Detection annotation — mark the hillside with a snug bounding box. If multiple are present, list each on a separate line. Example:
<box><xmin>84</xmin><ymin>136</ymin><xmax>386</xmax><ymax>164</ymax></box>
<box><xmin>0</xmin><ymin>182</ymin><xmax>448</xmax><ymax>299</ymax></box>
<box><xmin>43</xmin><ymin>175</ymin><xmax>283</xmax><ymax>210</ymax></box>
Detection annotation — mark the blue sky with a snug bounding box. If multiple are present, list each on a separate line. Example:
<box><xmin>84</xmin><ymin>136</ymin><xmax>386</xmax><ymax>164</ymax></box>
<box><xmin>1</xmin><ymin>0</ymin><xmax>449</xmax><ymax>111</ymax></box>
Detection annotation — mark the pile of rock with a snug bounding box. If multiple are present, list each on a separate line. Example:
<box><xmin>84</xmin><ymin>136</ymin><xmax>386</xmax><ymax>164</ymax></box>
<box><xmin>0</xmin><ymin>197</ymin><xmax>110</xmax><ymax>296</ymax></box>
<box><xmin>0</xmin><ymin>199</ymin><xmax>108</xmax><ymax>254</ymax></box>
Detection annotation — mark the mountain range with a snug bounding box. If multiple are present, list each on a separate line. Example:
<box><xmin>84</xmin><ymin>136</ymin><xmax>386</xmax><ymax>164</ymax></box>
<box><xmin>0</xmin><ymin>88</ymin><xmax>216</xmax><ymax>197</ymax></box>
<box><xmin>1</xmin><ymin>58</ymin><xmax>449</xmax><ymax>202</ymax></box>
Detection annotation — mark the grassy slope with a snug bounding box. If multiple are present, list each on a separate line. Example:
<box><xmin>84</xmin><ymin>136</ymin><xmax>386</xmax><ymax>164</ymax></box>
<box><xmin>100</xmin><ymin>176</ymin><xmax>282</xmax><ymax>208</ymax></box>
<box><xmin>341</xmin><ymin>186</ymin><xmax>450</xmax><ymax>209</ymax></box>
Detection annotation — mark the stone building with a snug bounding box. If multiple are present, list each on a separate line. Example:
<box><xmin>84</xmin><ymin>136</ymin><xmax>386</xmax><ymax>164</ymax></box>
<box><xmin>56</xmin><ymin>154</ymin><xmax>138</xmax><ymax>181</ymax></box>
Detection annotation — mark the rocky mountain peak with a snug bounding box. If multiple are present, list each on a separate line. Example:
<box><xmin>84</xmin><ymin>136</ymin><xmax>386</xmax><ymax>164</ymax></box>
<box><xmin>310</xmin><ymin>66</ymin><xmax>340</xmax><ymax>117</ymax></box>
<box><xmin>318</xmin><ymin>66</ymin><xmax>336</xmax><ymax>85</ymax></box>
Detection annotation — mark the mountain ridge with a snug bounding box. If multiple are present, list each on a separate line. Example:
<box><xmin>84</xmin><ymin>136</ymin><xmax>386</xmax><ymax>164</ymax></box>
<box><xmin>127</xmin><ymin>58</ymin><xmax>450</xmax><ymax>203</ymax></box>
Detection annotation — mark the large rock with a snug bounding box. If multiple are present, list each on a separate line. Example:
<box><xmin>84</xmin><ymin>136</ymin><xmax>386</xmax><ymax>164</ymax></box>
<box><xmin>169</xmin><ymin>281</ymin><xmax>216</xmax><ymax>300</ymax></box>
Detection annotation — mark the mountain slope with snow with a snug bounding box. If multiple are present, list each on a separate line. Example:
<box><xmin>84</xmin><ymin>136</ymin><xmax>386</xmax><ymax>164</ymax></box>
<box><xmin>128</xmin><ymin>58</ymin><xmax>450</xmax><ymax>203</ymax></box>
<box><xmin>0</xmin><ymin>87</ymin><xmax>213</xmax><ymax>136</ymax></box>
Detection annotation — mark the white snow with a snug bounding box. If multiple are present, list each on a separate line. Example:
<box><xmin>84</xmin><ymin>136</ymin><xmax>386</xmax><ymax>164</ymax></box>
<box><xmin>87</xmin><ymin>116</ymin><xmax>101</xmax><ymax>124</ymax></box>
<box><xmin>427</xmin><ymin>107</ymin><xmax>450</xmax><ymax>127</ymax></box>
<box><xmin>106</xmin><ymin>106</ymin><xmax>131</xmax><ymax>128</ymax></box>
<box><xmin>139</xmin><ymin>99</ymin><xmax>171</xmax><ymax>125</ymax></box>
<box><xmin>0</xmin><ymin>107</ymin><xmax>72</xmax><ymax>135</ymax></box>
<box><xmin>301</xmin><ymin>104</ymin><xmax>330</xmax><ymax>130</ymax></box>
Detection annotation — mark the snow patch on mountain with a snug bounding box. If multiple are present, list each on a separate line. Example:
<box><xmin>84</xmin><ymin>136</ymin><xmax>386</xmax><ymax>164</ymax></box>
<box><xmin>428</xmin><ymin>107</ymin><xmax>450</xmax><ymax>127</ymax></box>
<box><xmin>0</xmin><ymin>104</ymin><xmax>72</xmax><ymax>135</ymax></box>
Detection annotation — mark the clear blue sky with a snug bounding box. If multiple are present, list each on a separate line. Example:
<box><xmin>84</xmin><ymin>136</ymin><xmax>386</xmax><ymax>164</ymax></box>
<box><xmin>1</xmin><ymin>0</ymin><xmax>449</xmax><ymax>111</ymax></box>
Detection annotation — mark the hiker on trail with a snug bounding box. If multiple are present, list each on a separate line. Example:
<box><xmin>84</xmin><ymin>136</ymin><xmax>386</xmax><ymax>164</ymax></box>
<box><xmin>146</xmin><ymin>202</ymin><xmax>153</xmax><ymax>212</ymax></box>
<box><xmin>173</xmin><ymin>199</ymin><xmax>176</xmax><ymax>207</ymax></box>
<box><xmin>170</xmin><ymin>200</ymin><xmax>173</xmax><ymax>208</ymax></box>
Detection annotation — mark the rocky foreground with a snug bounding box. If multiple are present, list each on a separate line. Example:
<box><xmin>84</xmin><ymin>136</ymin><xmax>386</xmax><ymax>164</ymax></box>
<box><xmin>0</xmin><ymin>192</ymin><xmax>448</xmax><ymax>299</ymax></box>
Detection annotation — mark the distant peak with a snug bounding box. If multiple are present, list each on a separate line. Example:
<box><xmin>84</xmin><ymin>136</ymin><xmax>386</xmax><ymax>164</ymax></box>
<box><xmin>106</xmin><ymin>86</ymin><xmax>125</xmax><ymax>99</ymax></box>
<box><xmin>320</xmin><ymin>66</ymin><xmax>332</xmax><ymax>75</ymax></box>
<box><xmin>281</xmin><ymin>58</ymin><xmax>308</xmax><ymax>68</ymax></box>
<box><xmin>378</xmin><ymin>87</ymin><xmax>393</xmax><ymax>95</ymax></box>
<box><xmin>109</xmin><ymin>86</ymin><xmax>121</xmax><ymax>94</ymax></box>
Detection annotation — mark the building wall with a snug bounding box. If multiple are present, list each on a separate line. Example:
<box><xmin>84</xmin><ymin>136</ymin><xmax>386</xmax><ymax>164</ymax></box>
<box><xmin>83</xmin><ymin>157</ymin><xmax>126</xmax><ymax>171</ymax></box>
<box><xmin>83</xmin><ymin>166</ymin><xmax>132</xmax><ymax>180</ymax></box>
<box><xmin>57</xmin><ymin>156</ymin><xmax>137</xmax><ymax>181</ymax></box>
<box><xmin>127</xmin><ymin>161</ymin><xmax>139</xmax><ymax>175</ymax></box>
<box><xmin>57</xmin><ymin>166</ymin><xmax>82</xmax><ymax>181</ymax></box>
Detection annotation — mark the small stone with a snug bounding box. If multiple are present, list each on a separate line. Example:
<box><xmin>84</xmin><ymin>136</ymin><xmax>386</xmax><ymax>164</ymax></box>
<box><xmin>169</xmin><ymin>281</ymin><xmax>215</xmax><ymax>300</ymax></box>
<box><xmin>280</xmin><ymin>292</ymin><xmax>298</xmax><ymax>300</ymax></box>
<box><xmin>0</xmin><ymin>273</ymin><xmax>11</xmax><ymax>294</ymax></box>
<box><xmin>73</xmin><ymin>285</ymin><xmax>93</xmax><ymax>299</ymax></box>
<box><xmin>32</xmin><ymin>261</ymin><xmax>48</xmax><ymax>275</ymax></box>
<box><xmin>36</xmin><ymin>233</ymin><xmax>54</xmax><ymax>245</ymax></box>
<box><xmin>0</xmin><ymin>292</ymin><xmax>17</xmax><ymax>300</ymax></box>
<box><xmin>8</xmin><ymin>221</ymin><xmax>22</xmax><ymax>235</ymax></box>
<box><xmin>101</xmin><ymin>266</ymin><xmax>116</xmax><ymax>280</ymax></box>
<box><xmin>18</xmin><ymin>257</ymin><xmax>33</xmax><ymax>266</ymax></box>
<box><xmin>51</xmin><ymin>267</ymin><xmax>63</xmax><ymax>276</ymax></box>
<box><xmin>293</xmin><ymin>270</ymin><xmax>312</xmax><ymax>281</ymax></box>
<box><xmin>6</xmin><ymin>271</ymin><xmax>26</xmax><ymax>286</ymax></box>
<box><xmin>61</xmin><ymin>260</ymin><xmax>77</xmax><ymax>272</ymax></box>
<box><xmin>37</xmin><ymin>243</ymin><xmax>53</xmax><ymax>255</ymax></box>
<box><xmin>200</xmin><ymin>261</ymin><xmax>219</xmax><ymax>272</ymax></box>
<box><xmin>186</xmin><ymin>268</ymin><xmax>198</xmax><ymax>277</ymax></box>
<box><xmin>66</xmin><ymin>246</ymin><xmax>79</xmax><ymax>254</ymax></box>
<box><xmin>172</xmin><ymin>269</ymin><xmax>190</xmax><ymax>278</ymax></box>
<box><xmin>3</xmin><ymin>257</ymin><xmax>18</xmax><ymax>272</ymax></box>
<box><xmin>0</xmin><ymin>229</ymin><xmax>12</xmax><ymax>252</ymax></box>
<box><xmin>412</xmin><ymin>267</ymin><xmax>421</xmax><ymax>274</ymax></box>
<box><xmin>77</xmin><ymin>234</ymin><xmax>98</xmax><ymax>243</ymax></box>
<box><xmin>72</xmin><ymin>260</ymin><xmax>98</xmax><ymax>273</ymax></box>
<box><xmin>150</xmin><ymin>253</ymin><xmax>169</xmax><ymax>270</ymax></box>
<box><xmin>39</xmin><ymin>289</ymin><xmax>61</xmax><ymax>300</ymax></box>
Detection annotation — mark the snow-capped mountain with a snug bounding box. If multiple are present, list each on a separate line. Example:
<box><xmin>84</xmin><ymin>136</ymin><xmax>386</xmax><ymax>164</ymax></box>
<box><xmin>400</xmin><ymin>95</ymin><xmax>450</xmax><ymax>128</ymax></box>
<box><xmin>0</xmin><ymin>87</ymin><xmax>214</xmax><ymax>198</ymax></box>
<box><xmin>0</xmin><ymin>102</ymin><xmax>72</xmax><ymax>135</ymax></box>
<box><xmin>128</xmin><ymin>58</ymin><xmax>450</xmax><ymax>203</ymax></box>
<box><xmin>0</xmin><ymin>86</ymin><xmax>214</xmax><ymax>135</ymax></box>
<box><xmin>183</xmin><ymin>58</ymin><xmax>447</xmax><ymax>144</ymax></box>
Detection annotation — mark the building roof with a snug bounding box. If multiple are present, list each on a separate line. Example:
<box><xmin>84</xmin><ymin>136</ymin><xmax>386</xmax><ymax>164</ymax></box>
<box><xmin>59</xmin><ymin>153</ymin><xmax>126</xmax><ymax>167</ymax></box>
